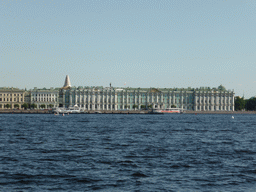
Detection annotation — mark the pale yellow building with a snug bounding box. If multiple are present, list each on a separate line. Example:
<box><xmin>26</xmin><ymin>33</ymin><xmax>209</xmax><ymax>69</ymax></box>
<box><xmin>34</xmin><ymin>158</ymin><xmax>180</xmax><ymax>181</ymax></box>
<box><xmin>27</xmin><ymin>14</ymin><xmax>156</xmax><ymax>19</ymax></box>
<box><xmin>0</xmin><ymin>87</ymin><xmax>25</xmax><ymax>109</ymax></box>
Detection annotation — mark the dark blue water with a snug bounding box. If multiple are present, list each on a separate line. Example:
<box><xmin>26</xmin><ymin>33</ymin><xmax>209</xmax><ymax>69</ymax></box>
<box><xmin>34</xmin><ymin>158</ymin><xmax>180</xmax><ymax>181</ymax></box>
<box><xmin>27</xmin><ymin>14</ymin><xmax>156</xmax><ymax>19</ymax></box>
<box><xmin>1</xmin><ymin>114</ymin><xmax>256</xmax><ymax>191</ymax></box>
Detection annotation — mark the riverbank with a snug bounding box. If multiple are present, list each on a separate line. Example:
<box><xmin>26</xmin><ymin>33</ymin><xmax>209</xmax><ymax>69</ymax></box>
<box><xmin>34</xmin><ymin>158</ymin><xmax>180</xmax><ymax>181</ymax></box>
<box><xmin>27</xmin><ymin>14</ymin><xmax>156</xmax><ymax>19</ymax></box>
<box><xmin>0</xmin><ymin>109</ymin><xmax>255</xmax><ymax>114</ymax></box>
<box><xmin>184</xmin><ymin>111</ymin><xmax>256</xmax><ymax>114</ymax></box>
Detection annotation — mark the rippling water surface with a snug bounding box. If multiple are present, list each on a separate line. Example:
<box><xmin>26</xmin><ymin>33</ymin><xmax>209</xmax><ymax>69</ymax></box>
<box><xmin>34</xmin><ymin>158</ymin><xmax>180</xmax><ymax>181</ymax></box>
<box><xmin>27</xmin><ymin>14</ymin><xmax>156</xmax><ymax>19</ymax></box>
<box><xmin>1</xmin><ymin>114</ymin><xmax>256</xmax><ymax>191</ymax></box>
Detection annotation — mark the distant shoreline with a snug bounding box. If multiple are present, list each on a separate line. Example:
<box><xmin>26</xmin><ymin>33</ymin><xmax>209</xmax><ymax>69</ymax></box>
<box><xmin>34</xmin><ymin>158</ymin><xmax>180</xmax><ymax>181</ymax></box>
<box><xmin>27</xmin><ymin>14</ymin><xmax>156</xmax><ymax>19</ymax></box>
<box><xmin>0</xmin><ymin>109</ymin><xmax>255</xmax><ymax>114</ymax></box>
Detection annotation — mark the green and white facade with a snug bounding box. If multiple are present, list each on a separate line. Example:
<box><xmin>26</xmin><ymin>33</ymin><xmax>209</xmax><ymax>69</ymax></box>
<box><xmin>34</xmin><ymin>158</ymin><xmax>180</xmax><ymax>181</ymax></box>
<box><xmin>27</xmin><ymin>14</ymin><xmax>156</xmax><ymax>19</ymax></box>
<box><xmin>59</xmin><ymin>85</ymin><xmax>235</xmax><ymax>111</ymax></box>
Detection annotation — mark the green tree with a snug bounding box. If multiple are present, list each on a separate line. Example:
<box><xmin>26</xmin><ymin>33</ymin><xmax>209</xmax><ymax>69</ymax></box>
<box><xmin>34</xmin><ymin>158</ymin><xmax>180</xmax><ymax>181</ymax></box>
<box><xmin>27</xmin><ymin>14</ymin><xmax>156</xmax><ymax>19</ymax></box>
<box><xmin>22</xmin><ymin>103</ymin><xmax>28</xmax><ymax>109</ymax></box>
<box><xmin>171</xmin><ymin>104</ymin><xmax>176</xmax><ymax>108</ymax></box>
<box><xmin>49</xmin><ymin>104</ymin><xmax>54</xmax><ymax>108</ymax></box>
<box><xmin>124</xmin><ymin>105</ymin><xmax>130</xmax><ymax>109</ymax></box>
<box><xmin>235</xmin><ymin>96</ymin><xmax>245</xmax><ymax>111</ymax></box>
<box><xmin>132</xmin><ymin>104</ymin><xmax>138</xmax><ymax>109</ymax></box>
<box><xmin>147</xmin><ymin>105</ymin><xmax>152</xmax><ymax>109</ymax></box>
<box><xmin>5</xmin><ymin>104</ymin><xmax>11</xmax><ymax>109</ymax></box>
<box><xmin>31</xmin><ymin>104</ymin><xmax>37</xmax><ymax>109</ymax></box>
<box><xmin>245</xmin><ymin>97</ymin><xmax>256</xmax><ymax>111</ymax></box>
<box><xmin>40</xmin><ymin>104</ymin><xmax>46</xmax><ymax>109</ymax></box>
<box><xmin>14</xmin><ymin>104</ymin><xmax>19</xmax><ymax>109</ymax></box>
<box><xmin>140</xmin><ymin>105</ymin><xmax>146</xmax><ymax>109</ymax></box>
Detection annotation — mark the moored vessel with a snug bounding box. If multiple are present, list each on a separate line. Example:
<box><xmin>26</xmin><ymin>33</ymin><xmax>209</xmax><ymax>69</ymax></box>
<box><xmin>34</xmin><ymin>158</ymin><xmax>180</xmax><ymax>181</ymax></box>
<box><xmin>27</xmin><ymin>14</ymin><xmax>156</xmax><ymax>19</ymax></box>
<box><xmin>53</xmin><ymin>105</ymin><xmax>84</xmax><ymax>114</ymax></box>
<box><xmin>152</xmin><ymin>108</ymin><xmax>183</xmax><ymax>114</ymax></box>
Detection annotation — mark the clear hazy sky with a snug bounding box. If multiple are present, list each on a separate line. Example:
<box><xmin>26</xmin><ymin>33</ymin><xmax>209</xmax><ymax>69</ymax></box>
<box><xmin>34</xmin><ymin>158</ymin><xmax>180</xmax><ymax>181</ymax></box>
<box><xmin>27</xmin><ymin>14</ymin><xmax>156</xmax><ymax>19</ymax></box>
<box><xmin>1</xmin><ymin>0</ymin><xmax>255</xmax><ymax>98</ymax></box>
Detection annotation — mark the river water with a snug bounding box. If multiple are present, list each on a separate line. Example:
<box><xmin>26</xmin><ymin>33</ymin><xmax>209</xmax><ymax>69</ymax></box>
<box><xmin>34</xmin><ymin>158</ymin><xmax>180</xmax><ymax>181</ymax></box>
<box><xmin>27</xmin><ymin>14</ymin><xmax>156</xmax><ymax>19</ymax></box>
<box><xmin>1</xmin><ymin>114</ymin><xmax>256</xmax><ymax>191</ymax></box>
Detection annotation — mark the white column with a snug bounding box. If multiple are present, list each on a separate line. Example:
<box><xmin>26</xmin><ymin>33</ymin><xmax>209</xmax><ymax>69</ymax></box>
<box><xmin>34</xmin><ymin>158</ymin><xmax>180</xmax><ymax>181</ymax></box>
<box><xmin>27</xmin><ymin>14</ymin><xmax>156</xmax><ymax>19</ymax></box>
<box><xmin>106</xmin><ymin>92</ymin><xmax>109</xmax><ymax>110</ymax></box>
<box><xmin>232</xmin><ymin>94</ymin><xmax>235</xmax><ymax>111</ymax></box>
<box><xmin>169</xmin><ymin>92</ymin><xmax>171</xmax><ymax>108</ymax></box>
<box><xmin>63</xmin><ymin>91</ymin><xmax>65</xmax><ymax>107</ymax></box>
<box><xmin>228</xmin><ymin>94</ymin><xmax>231</xmax><ymax>111</ymax></box>
<box><xmin>88</xmin><ymin>93</ymin><xmax>90</xmax><ymax>111</ymax></box>
<box><xmin>92</xmin><ymin>93</ymin><xmax>95</xmax><ymax>110</ymax></box>
<box><xmin>211</xmin><ymin>94</ymin><xmax>214</xmax><ymax>111</ymax></box>
<box><xmin>194</xmin><ymin>94</ymin><xmax>198</xmax><ymax>111</ymax></box>
<box><xmin>138</xmin><ymin>92</ymin><xmax>141</xmax><ymax>109</ymax></box>
<box><xmin>215</xmin><ymin>94</ymin><xmax>219</xmax><ymax>111</ymax></box>
<box><xmin>181</xmin><ymin>92</ymin><xmax>183</xmax><ymax>110</ymax></box>
<box><xmin>206</xmin><ymin>94</ymin><xmax>209</xmax><ymax>111</ymax></box>
<box><xmin>199</xmin><ymin>93</ymin><xmax>201</xmax><ymax>111</ymax></box>
<box><xmin>69</xmin><ymin>93</ymin><xmax>72</xmax><ymax>107</ymax></box>
<box><xmin>172</xmin><ymin>93</ymin><xmax>175</xmax><ymax>106</ymax></box>
<box><xmin>224</xmin><ymin>93</ymin><xmax>226</xmax><ymax>111</ymax></box>
<box><xmin>75</xmin><ymin>92</ymin><xmax>77</xmax><ymax>105</ymax></box>
<box><xmin>83</xmin><ymin>93</ymin><xmax>86</xmax><ymax>110</ymax></box>
<box><xmin>114</xmin><ymin>92</ymin><xmax>117</xmax><ymax>110</ymax></box>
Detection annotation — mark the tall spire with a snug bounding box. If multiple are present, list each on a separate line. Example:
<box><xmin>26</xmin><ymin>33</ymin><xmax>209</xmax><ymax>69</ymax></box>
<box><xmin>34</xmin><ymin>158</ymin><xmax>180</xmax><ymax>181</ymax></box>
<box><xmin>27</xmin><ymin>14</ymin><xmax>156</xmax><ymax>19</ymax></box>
<box><xmin>63</xmin><ymin>75</ymin><xmax>71</xmax><ymax>88</ymax></box>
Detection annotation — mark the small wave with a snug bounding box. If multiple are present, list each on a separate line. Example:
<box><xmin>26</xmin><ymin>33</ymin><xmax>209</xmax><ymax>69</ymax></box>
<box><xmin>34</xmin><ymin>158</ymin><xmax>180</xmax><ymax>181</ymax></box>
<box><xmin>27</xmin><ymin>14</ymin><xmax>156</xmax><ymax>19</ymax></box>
<box><xmin>132</xmin><ymin>172</ymin><xmax>148</xmax><ymax>177</ymax></box>
<box><xmin>98</xmin><ymin>160</ymin><xmax>112</xmax><ymax>165</ymax></box>
<box><xmin>65</xmin><ymin>177</ymin><xmax>102</xmax><ymax>184</ymax></box>
<box><xmin>234</xmin><ymin>149</ymin><xmax>256</xmax><ymax>155</ymax></box>
<box><xmin>241</xmin><ymin>169</ymin><xmax>256</xmax><ymax>174</ymax></box>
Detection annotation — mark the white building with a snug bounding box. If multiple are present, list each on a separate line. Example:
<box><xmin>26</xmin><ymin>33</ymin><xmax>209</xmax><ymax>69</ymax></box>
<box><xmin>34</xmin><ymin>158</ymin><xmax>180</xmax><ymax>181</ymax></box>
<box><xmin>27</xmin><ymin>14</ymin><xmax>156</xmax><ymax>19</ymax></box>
<box><xmin>58</xmin><ymin>76</ymin><xmax>235</xmax><ymax>111</ymax></box>
<box><xmin>30</xmin><ymin>87</ymin><xmax>59</xmax><ymax>109</ymax></box>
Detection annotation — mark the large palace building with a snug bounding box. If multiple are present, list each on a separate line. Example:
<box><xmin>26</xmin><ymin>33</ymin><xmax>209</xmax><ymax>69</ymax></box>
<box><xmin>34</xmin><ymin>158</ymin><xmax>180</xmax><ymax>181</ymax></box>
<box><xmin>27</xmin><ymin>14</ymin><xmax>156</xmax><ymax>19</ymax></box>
<box><xmin>0</xmin><ymin>75</ymin><xmax>235</xmax><ymax>111</ymax></box>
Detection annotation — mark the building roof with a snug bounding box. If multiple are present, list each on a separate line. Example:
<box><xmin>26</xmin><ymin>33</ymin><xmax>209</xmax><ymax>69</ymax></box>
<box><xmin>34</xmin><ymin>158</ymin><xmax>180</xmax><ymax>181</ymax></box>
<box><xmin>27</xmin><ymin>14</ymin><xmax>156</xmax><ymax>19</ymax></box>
<box><xmin>63</xmin><ymin>75</ymin><xmax>71</xmax><ymax>89</ymax></box>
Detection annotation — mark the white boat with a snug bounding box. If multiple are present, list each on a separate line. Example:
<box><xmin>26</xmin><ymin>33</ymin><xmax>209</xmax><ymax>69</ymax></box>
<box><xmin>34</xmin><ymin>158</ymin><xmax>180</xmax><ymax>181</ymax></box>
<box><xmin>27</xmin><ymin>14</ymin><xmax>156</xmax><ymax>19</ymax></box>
<box><xmin>152</xmin><ymin>108</ymin><xmax>183</xmax><ymax>114</ymax></box>
<box><xmin>53</xmin><ymin>105</ymin><xmax>84</xmax><ymax>114</ymax></box>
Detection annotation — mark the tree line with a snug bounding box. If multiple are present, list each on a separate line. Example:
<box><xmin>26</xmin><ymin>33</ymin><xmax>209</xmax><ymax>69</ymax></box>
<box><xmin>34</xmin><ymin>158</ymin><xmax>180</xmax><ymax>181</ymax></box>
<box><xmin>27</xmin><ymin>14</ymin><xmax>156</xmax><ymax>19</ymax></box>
<box><xmin>1</xmin><ymin>103</ymin><xmax>54</xmax><ymax>110</ymax></box>
<box><xmin>235</xmin><ymin>97</ymin><xmax>256</xmax><ymax>111</ymax></box>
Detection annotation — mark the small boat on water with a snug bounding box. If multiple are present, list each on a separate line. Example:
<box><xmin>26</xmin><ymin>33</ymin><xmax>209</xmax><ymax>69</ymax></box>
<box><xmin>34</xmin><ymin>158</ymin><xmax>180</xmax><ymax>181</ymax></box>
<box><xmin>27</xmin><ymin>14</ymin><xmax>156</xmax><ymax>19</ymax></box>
<box><xmin>53</xmin><ymin>105</ymin><xmax>83</xmax><ymax>114</ymax></box>
<box><xmin>151</xmin><ymin>108</ymin><xmax>184</xmax><ymax>114</ymax></box>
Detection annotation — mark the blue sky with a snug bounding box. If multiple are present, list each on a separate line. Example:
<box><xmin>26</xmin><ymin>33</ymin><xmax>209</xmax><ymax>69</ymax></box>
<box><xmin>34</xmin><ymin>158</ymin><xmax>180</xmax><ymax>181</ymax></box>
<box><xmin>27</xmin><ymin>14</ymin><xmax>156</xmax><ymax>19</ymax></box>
<box><xmin>1</xmin><ymin>0</ymin><xmax>255</xmax><ymax>98</ymax></box>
